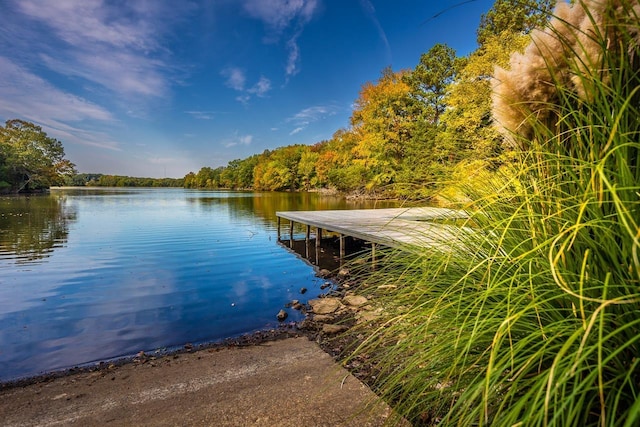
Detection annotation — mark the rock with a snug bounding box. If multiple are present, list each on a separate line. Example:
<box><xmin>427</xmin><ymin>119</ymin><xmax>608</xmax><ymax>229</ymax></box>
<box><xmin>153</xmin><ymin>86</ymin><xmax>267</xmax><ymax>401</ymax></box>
<box><xmin>299</xmin><ymin>287</ymin><xmax>307</xmax><ymax>294</ymax></box>
<box><xmin>311</xmin><ymin>314</ymin><xmax>335</xmax><ymax>323</ymax></box>
<box><xmin>320</xmin><ymin>282</ymin><xmax>331</xmax><ymax>290</ymax></box>
<box><xmin>338</xmin><ymin>268</ymin><xmax>349</xmax><ymax>277</ymax></box>
<box><xmin>308</xmin><ymin>298</ymin><xmax>343</xmax><ymax>314</ymax></box>
<box><xmin>343</xmin><ymin>295</ymin><xmax>368</xmax><ymax>307</ymax></box>
<box><xmin>292</xmin><ymin>302</ymin><xmax>303</xmax><ymax>310</ymax></box>
<box><xmin>276</xmin><ymin>309</ymin><xmax>288</xmax><ymax>321</ymax></box>
<box><xmin>322</xmin><ymin>324</ymin><xmax>349</xmax><ymax>334</ymax></box>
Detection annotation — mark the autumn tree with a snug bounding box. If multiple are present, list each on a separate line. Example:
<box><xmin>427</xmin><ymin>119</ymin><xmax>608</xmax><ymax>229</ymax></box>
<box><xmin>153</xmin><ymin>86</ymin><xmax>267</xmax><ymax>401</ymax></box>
<box><xmin>297</xmin><ymin>149</ymin><xmax>319</xmax><ymax>190</ymax></box>
<box><xmin>253</xmin><ymin>145</ymin><xmax>305</xmax><ymax>191</ymax></box>
<box><xmin>0</xmin><ymin>119</ymin><xmax>76</xmax><ymax>193</ymax></box>
<box><xmin>350</xmin><ymin>68</ymin><xmax>416</xmax><ymax>190</ymax></box>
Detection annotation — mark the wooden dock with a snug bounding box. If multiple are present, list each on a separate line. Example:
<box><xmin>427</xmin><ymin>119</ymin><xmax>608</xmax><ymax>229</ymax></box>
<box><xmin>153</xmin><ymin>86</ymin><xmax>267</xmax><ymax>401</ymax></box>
<box><xmin>276</xmin><ymin>207</ymin><xmax>467</xmax><ymax>260</ymax></box>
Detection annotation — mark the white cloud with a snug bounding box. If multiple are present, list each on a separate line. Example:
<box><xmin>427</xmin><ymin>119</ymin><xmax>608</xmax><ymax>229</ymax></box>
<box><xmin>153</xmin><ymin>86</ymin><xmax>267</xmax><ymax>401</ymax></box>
<box><xmin>236</xmin><ymin>94</ymin><xmax>252</xmax><ymax>105</ymax></box>
<box><xmin>285</xmin><ymin>35</ymin><xmax>302</xmax><ymax>77</ymax></box>
<box><xmin>221</xmin><ymin>67</ymin><xmax>247</xmax><ymax>91</ymax></box>
<box><xmin>243</xmin><ymin>0</ymin><xmax>317</xmax><ymax>33</ymax></box>
<box><xmin>224</xmin><ymin>133</ymin><xmax>254</xmax><ymax>148</ymax></box>
<box><xmin>223</xmin><ymin>68</ymin><xmax>271</xmax><ymax>104</ymax></box>
<box><xmin>5</xmin><ymin>0</ymin><xmax>191</xmax><ymax>101</ymax></box>
<box><xmin>285</xmin><ymin>104</ymin><xmax>338</xmax><ymax>134</ymax></box>
<box><xmin>41</xmin><ymin>52</ymin><xmax>167</xmax><ymax>98</ymax></box>
<box><xmin>0</xmin><ymin>56</ymin><xmax>119</xmax><ymax>151</ymax></box>
<box><xmin>288</xmin><ymin>105</ymin><xmax>336</xmax><ymax>125</ymax></box>
<box><xmin>185</xmin><ymin>111</ymin><xmax>222</xmax><ymax>120</ymax></box>
<box><xmin>242</xmin><ymin>0</ymin><xmax>318</xmax><ymax>77</ymax></box>
<box><xmin>15</xmin><ymin>0</ymin><xmax>159</xmax><ymax>50</ymax></box>
<box><xmin>248</xmin><ymin>76</ymin><xmax>272</xmax><ymax>97</ymax></box>
<box><xmin>239</xmin><ymin>135</ymin><xmax>253</xmax><ymax>145</ymax></box>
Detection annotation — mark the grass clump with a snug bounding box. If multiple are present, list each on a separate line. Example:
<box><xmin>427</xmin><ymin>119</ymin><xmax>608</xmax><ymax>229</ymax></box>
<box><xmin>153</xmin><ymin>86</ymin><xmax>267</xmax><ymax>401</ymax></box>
<box><xmin>348</xmin><ymin>1</ymin><xmax>640</xmax><ymax>425</ymax></box>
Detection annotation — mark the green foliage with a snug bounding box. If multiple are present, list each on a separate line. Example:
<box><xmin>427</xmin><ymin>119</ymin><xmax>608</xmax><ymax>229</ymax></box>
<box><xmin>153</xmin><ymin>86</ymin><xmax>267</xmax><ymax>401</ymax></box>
<box><xmin>348</xmin><ymin>1</ymin><xmax>640</xmax><ymax>425</ymax></box>
<box><xmin>477</xmin><ymin>0</ymin><xmax>554</xmax><ymax>45</ymax></box>
<box><xmin>0</xmin><ymin>119</ymin><xmax>76</xmax><ymax>193</ymax></box>
<box><xmin>403</xmin><ymin>44</ymin><xmax>460</xmax><ymax>125</ymax></box>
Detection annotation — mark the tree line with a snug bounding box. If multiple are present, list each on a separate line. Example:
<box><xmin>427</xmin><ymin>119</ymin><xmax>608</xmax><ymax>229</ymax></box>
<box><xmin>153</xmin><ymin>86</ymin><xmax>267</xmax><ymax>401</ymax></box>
<box><xmin>184</xmin><ymin>0</ymin><xmax>554</xmax><ymax>200</ymax></box>
<box><xmin>69</xmin><ymin>173</ymin><xmax>183</xmax><ymax>188</ymax></box>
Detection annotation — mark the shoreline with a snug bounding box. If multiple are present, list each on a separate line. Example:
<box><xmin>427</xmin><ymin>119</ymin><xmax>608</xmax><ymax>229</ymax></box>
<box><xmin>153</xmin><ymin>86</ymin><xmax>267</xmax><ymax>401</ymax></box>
<box><xmin>0</xmin><ymin>335</ymin><xmax>405</xmax><ymax>427</ymax></box>
<box><xmin>0</xmin><ymin>324</ymin><xmax>304</xmax><ymax>391</ymax></box>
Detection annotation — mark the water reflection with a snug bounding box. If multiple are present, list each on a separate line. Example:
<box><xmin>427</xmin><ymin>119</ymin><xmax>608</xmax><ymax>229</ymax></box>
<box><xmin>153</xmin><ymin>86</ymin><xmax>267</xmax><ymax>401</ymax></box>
<box><xmin>0</xmin><ymin>188</ymin><xmax>400</xmax><ymax>382</ymax></box>
<box><xmin>189</xmin><ymin>191</ymin><xmax>399</xmax><ymax>226</ymax></box>
<box><xmin>0</xmin><ymin>195</ymin><xmax>76</xmax><ymax>264</ymax></box>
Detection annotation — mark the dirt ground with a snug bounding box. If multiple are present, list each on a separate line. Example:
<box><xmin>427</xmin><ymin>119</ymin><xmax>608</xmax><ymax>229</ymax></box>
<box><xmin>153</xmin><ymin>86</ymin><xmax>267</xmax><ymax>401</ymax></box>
<box><xmin>0</xmin><ymin>337</ymin><xmax>405</xmax><ymax>427</ymax></box>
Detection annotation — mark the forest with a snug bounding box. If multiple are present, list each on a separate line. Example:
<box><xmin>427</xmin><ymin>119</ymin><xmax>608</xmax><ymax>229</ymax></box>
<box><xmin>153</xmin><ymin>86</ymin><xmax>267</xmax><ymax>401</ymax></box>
<box><xmin>183</xmin><ymin>0</ymin><xmax>554</xmax><ymax>202</ymax></box>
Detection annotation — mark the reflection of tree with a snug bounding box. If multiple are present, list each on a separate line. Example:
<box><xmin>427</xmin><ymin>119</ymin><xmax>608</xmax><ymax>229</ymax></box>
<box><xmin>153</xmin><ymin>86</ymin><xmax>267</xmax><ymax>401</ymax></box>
<box><xmin>188</xmin><ymin>191</ymin><xmax>400</xmax><ymax>226</ymax></box>
<box><xmin>0</xmin><ymin>194</ymin><xmax>76</xmax><ymax>263</ymax></box>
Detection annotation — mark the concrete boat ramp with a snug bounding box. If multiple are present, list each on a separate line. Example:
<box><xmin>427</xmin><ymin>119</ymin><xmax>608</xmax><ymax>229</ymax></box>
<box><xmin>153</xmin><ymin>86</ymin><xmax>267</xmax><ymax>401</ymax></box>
<box><xmin>276</xmin><ymin>207</ymin><xmax>467</xmax><ymax>257</ymax></box>
<box><xmin>0</xmin><ymin>338</ymin><xmax>405</xmax><ymax>426</ymax></box>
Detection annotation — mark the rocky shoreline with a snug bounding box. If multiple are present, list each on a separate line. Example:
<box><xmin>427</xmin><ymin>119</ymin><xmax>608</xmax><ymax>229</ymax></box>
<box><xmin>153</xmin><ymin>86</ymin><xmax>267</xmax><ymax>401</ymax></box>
<box><xmin>292</xmin><ymin>266</ymin><xmax>381</xmax><ymax>385</ymax></box>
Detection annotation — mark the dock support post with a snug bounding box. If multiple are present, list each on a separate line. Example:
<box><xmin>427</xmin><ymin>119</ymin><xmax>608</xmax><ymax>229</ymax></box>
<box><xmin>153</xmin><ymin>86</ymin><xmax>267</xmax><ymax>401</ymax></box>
<box><xmin>305</xmin><ymin>225</ymin><xmax>311</xmax><ymax>258</ymax></box>
<box><xmin>339</xmin><ymin>234</ymin><xmax>345</xmax><ymax>261</ymax></box>
<box><xmin>314</xmin><ymin>228</ymin><xmax>321</xmax><ymax>265</ymax></box>
<box><xmin>315</xmin><ymin>228</ymin><xmax>322</xmax><ymax>249</ymax></box>
<box><xmin>277</xmin><ymin>216</ymin><xmax>281</xmax><ymax>241</ymax></box>
<box><xmin>289</xmin><ymin>221</ymin><xmax>294</xmax><ymax>247</ymax></box>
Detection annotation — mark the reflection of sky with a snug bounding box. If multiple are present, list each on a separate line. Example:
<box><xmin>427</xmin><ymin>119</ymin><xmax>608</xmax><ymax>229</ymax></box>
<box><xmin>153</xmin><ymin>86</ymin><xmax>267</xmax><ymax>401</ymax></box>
<box><xmin>0</xmin><ymin>189</ymin><xmax>326</xmax><ymax>382</ymax></box>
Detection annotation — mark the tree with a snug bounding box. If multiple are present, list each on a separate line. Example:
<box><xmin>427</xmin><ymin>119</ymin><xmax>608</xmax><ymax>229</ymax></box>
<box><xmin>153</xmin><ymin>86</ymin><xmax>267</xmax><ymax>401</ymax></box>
<box><xmin>297</xmin><ymin>149</ymin><xmax>319</xmax><ymax>190</ymax></box>
<box><xmin>253</xmin><ymin>145</ymin><xmax>305</xmax><ymax>191</ymax></box>
<box><xmin>477</xmin><ymin>0</ymin><xmax>554</xmax><ymax>46</ymax></box>
<box><xmin>403</xmin><ymin>44</ymin><xmax>460</xmax><ymax>125</ymax></box>
<box><xmin>350</xmin><ymin>68</ymin><xmax>416</xmax><ymax>189</ymax></box>
<box><xmin>0</xmin><ymin>119</ymin><xmax>76</xmax><ymax>193</ymax></box>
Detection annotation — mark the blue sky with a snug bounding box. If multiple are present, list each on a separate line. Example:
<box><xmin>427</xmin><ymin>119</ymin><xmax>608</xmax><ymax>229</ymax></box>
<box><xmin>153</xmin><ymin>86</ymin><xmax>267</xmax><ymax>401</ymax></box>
<box><xmin>0</xmin><ymin>0</ymin><xmax>495</xmax><ymax>178</ymax></box>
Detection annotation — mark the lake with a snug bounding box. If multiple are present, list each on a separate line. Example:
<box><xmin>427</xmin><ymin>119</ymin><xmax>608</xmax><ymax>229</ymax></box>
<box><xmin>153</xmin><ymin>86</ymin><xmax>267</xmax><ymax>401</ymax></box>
<box><xmin>0</xmin><ymin>188</ymin><xmax>398</xmax><ymax>383</ymax></box>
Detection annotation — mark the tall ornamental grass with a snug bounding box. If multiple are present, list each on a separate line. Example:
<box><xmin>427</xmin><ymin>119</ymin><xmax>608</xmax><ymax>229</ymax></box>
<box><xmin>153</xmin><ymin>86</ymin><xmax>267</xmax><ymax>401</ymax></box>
<box><xmin>348</xmin><ymin>1</ymin><xmax>640</xmax><ymax>425</ymax></box>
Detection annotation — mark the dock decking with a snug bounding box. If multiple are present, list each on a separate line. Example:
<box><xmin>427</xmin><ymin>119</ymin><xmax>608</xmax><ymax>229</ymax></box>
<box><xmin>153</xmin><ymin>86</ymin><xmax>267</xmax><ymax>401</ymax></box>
<box><xmin>276</xmin><ymin>207</ymin><xmax>466</xmax><ymax>258</ymax></box>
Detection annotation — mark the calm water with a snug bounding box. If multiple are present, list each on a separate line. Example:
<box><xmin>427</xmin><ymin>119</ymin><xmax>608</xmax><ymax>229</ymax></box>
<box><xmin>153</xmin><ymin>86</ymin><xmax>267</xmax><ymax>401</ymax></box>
<box><xmin>0</xmin><ymin>188</ymin><xmax>397</xmax><ymax>382</ymax></box>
